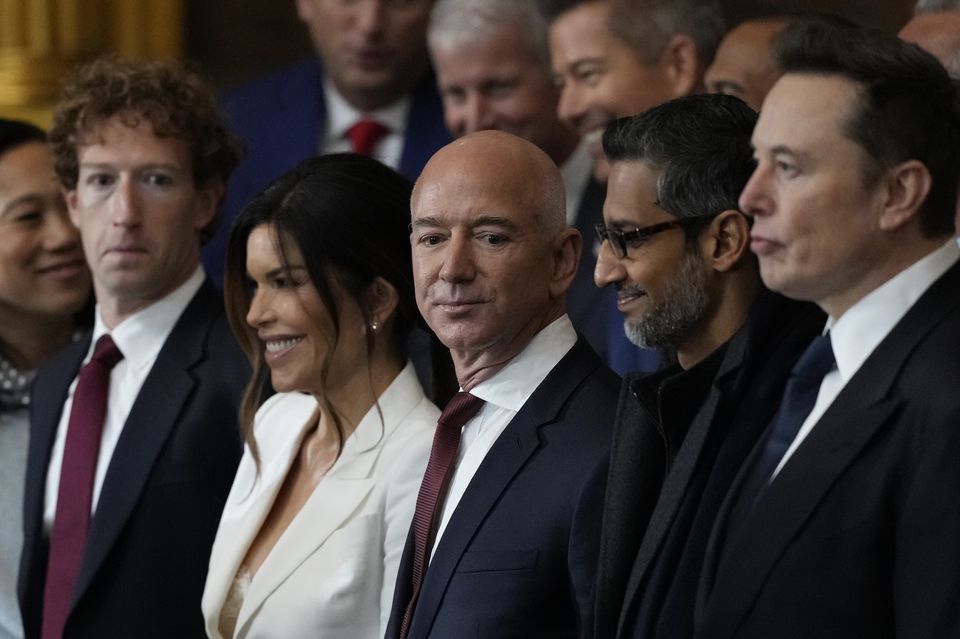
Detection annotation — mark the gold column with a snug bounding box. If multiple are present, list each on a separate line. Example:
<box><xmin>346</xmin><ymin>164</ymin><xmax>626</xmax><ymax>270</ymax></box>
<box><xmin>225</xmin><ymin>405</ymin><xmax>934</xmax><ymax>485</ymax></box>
<box><xmin>0</xmin><ymin>0</ymin><xmax>183</xmax><ymax>125</ymax></box>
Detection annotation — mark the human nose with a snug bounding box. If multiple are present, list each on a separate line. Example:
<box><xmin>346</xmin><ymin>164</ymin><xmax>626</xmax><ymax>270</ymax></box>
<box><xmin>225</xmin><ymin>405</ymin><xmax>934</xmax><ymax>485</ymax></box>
<box><xmin>354</xmin><ymin>0</ymin><xmax>386</xmax><ymax>37</ymax></box>
<box><xmin>111</xmin><ymin>176</ymin><xmax>141</xmax><ymax>228</ymax></box>
<box><xmin>594</xmin><ymin>238</ymin><xmax>627</xmax><ymax>288</ymax></box>
<box><xmin>738</xmin><ymin>164</ymin><xmax>772</xmax><ymax>218</ymax></box>
<box><xmin>556</xmin><ymin>81</ymin><xmax>584</xmax><ymax>130</ymax></box>
<box><xmin>438</xmin><ymin>234</ymin><xmax>476</xmax><ymax>283</ymax></box>
<box><xmin>43</xmin><ymin>207</ymin><xmax>82</xmax><ymax>253</ymax></box>
<box><xmin>245</xmin><ymin>287</ymin><xmax>274</xmax><ymax>328</ymax></box>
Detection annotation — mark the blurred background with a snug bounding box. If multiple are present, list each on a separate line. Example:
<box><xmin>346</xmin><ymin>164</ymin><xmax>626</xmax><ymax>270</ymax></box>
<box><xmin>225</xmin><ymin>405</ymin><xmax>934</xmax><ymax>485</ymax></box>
<box><xmin>0</xmin><ymin>0</ymin><xmax>915</xmax><ymax>125</ymax></box>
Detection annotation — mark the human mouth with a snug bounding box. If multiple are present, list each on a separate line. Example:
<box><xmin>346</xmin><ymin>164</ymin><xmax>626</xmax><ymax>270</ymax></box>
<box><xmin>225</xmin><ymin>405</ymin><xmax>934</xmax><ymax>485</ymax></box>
<box><xmin>750</xmin><ymin>233</ymin><xmax>782</xmax><ymax>256</ymax></box>
<box><xmin>262</xmin><ymin>336</ymin><xmax>304</xmax><ymax>363</ymax></box>
<box><xmin>615</xmin><ymin>286</ymin><xmax>647</xmax><ymax>312</ymax></box>
<box><xmin>36</xmin><ymin>258</ymin><xmax>87</xmax><ymax>281</ymax></box>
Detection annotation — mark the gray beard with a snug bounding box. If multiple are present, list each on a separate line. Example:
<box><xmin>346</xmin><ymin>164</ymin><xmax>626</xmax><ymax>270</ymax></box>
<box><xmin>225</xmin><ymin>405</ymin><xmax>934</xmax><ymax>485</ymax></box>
<box><xmin>624</xmin><ymin>248</ymin><xmax>709</xmax><ymax>351</ymax></box>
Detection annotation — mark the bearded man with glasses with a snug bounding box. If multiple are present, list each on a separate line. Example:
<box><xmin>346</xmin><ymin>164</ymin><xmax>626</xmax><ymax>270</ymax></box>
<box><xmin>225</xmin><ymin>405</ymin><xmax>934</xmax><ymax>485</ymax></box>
<box><xmin>591</xmin><ymin>93</ymin><xmax>824</xmax><ymax>639</ymax></box>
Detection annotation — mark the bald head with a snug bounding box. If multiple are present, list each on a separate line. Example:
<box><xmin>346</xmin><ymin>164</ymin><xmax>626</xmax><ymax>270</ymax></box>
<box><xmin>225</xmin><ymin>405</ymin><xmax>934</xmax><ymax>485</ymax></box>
<box><xmin>900</xmin><ymin>11</ymin><xmax>960</xmax><ymax>79</ymax></box>
<box><xmin>411</xmin><ymin>130</ymin><xmax>580</xmax><ymax>385</ymax></box>
<box><xmin>414</xmin><ymin>130</ymin><xmax>567</xmax><ymax>234</ymax></box>
<box><xmin>705</xmin><ymin>18</ymin><xmax>788</xmax><ymax>110</ymax></box>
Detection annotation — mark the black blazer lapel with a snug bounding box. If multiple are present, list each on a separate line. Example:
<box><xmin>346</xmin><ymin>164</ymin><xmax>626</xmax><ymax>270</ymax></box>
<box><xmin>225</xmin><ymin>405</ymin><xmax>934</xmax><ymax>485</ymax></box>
<box><xmin>409</xmin><ymin>338</ymin><xmax>601</xmax><ymax>637</ymax></box>
<box><xmin>701</xmin><ymin>263</ymin><xmax>960</xmax><ymax>638</ymax></box>
<box><xmin>71</xmin><ymin>283</ymin><xmax>219</xmax><ymax>603</ymax></box>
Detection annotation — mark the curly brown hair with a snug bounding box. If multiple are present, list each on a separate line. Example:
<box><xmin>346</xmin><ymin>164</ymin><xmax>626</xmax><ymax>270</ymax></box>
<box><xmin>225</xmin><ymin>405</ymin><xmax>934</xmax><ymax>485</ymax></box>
<box><xmin>49</xmin><ymin>56</ymin><xmax>242</xmax><ymax>242</ymax></box>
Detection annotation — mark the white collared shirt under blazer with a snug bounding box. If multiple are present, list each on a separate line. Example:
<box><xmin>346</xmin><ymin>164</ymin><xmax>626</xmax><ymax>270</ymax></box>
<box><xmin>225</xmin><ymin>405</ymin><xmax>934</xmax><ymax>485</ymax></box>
<box><xmin>202</xmin><ymin>363</ymin><xmax>438</xmax><ymax>638</ymax></box>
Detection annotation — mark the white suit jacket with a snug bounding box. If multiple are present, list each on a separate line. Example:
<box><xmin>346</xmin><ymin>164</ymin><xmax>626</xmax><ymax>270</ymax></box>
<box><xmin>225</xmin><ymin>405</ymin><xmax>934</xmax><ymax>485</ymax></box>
<box><xmin>202</xmin><ymin>364</ymin><xmax>437</xmax><ymax>638</ymax></box>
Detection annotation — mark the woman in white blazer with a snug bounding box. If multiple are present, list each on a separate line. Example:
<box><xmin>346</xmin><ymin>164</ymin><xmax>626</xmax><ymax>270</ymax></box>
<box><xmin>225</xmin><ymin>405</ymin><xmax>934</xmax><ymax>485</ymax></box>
<box><xmin>203</xmin><ymin>155</ymin><xmax>451</xmax><ymax>638</ymax></box>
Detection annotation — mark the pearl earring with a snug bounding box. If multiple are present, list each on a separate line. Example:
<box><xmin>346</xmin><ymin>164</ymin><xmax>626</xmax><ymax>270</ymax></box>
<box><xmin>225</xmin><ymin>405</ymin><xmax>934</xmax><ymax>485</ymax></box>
<box><xmin>369</xmin><ymin>319</ymin><xmax>380</xmax><ymax>333</ymax></box>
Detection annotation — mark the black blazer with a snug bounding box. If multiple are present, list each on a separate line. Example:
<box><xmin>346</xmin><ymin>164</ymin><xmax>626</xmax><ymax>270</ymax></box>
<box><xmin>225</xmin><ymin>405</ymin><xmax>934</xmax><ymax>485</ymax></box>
<box><xmin>594</xmin><ymin>292</ymin><xmax>824</xmax><ymax>638</ymax></box>
<box><xmin>18</xmin><ymin>281</ymin><xmax>248</xmax><ymax>639</ymax></box>
<box><xmin>696</xmin><ymin>261</ymin><xmax>960</xmax><ymax>639</ymax></box>
<box><xmin>384</xmin><ymin>337</ymin><xmax>620</xmax><ymax>639</ymax></box>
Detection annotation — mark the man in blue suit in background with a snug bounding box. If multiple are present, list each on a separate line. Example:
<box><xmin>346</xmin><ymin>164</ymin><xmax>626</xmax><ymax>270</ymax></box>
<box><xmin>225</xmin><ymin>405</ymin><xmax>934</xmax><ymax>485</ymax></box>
<box><xmin>205</xmin><ymin>0</ymin><xmax>451</xmax><ymax>284</ymax></box>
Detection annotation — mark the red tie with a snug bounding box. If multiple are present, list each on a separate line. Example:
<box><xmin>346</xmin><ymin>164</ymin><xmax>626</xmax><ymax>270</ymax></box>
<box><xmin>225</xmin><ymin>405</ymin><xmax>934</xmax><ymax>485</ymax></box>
<box><xmin>347</xmin><ymin>119</ymin><xmax>389</xmax><ymax>156</ymax></box>
<box><xmin>41</xmin><ymin>334</ymin><xmax>123</xmax><ymax>639</ymax></box>
<box><xmin>399</xmin><ymin>392</ymin><xmax>484</xmax><ymax>639</ymax></box>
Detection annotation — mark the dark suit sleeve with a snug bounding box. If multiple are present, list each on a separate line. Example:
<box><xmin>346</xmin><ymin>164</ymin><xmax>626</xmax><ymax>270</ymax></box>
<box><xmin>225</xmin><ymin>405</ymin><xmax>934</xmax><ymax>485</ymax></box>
<box><xmin>893</xmin><ymin>401</ymin><xmax>960</xmax><ymax>637</ymax></box>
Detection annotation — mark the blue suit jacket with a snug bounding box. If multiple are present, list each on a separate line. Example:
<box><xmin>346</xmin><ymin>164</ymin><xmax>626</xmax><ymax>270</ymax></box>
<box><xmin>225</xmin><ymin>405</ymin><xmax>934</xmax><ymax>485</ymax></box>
<box><xmin>18</xmin><ymin>281</ymin><xmax>248</xmax><ymax>639</ymax></box>
<box><xmin>203</xmin><ymin>57</ymin><xmax>451</xmax><ymax>284</ymax></box>
<box><xmin>385</xmin><ymin>337</ymin><xmax>619</xmax><ymax>639</ymax></box>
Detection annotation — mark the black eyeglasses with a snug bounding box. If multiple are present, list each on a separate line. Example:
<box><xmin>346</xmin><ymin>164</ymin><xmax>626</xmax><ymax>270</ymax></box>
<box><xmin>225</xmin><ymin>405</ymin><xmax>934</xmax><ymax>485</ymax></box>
<box><xmin>594</xmin><ymin>214</ymin><xmax>718</xmax><ymax>259</ymax></box>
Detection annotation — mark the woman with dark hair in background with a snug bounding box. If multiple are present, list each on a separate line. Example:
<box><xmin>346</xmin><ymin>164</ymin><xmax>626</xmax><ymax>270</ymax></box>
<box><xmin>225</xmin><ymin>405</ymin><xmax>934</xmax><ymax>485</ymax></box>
<box><xmin>202</xmin><ymin>154</ymin><xmax>448</xmax><ymax>638</ymax></box>
<box><xmin>0</xmin><ymin>118</ymin><xmax>91</xmax><ymax>639</ymax></box>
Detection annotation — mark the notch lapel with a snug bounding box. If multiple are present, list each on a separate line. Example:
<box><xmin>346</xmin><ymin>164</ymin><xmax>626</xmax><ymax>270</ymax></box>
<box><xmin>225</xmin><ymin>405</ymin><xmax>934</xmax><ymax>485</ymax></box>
<box><xmin>408</xmin><ymin>340</ymin><xmax>599</xmax><ymax>637</ymax></box>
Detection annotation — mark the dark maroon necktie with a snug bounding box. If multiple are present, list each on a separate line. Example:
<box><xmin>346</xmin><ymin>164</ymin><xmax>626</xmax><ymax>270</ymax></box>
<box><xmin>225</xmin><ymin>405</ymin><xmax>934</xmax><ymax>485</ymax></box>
<box><xmin>399</xmin><ymin>391</ymin><xmax>484</xmax><ymax>639</ymax></box>
<box><xmin>42</xmin><ymin>334</ymin><xmax>123</xmax><ymax>639</ymax></box>
<box><xmin>347</xmin><ymin>119</ymin><xmax>389</xmax><ymax>156</ymax></box>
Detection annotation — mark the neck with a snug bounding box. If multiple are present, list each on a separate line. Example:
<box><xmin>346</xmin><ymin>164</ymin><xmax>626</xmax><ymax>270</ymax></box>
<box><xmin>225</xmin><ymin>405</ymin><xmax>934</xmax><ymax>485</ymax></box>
<box><xmin>676</xmin><ymin>268</ymin><xmax>762</xmax><ymax>370</ymax></box>
<box><xmin>819</xmin><ymin>235</ymin><xmax>949</xmax><ymax>320</ymax></box>
<box><xmin>0</xmin><ymin>312</ymin><xmax>77</xmax><ymax>370</ymax></box>
<box><xmin>452</xmin><ymin>306</ymin><xmax>563</xmax><ymax>391</ymax></box>
<box><xmin>315</xmin><ymin>346</ymin><xmax>405</xmax><ymax>442</ymax></box>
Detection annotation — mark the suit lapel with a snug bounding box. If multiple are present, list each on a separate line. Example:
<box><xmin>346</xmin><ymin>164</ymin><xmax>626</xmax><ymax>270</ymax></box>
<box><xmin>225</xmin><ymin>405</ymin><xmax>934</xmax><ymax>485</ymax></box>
<box><xmin>702</xmin><ymin>263</ymin><xmax>960</xmax><ymax>638</ymax></box>
<box><xmin>72</xmin><ymin>284</ymin><xmax>217</xmax><ymax>603</ymax></box>
<box><xmin>410</xmin><ymin>339</ymin><xmax>599</xmax><ymax>637</ymax></box>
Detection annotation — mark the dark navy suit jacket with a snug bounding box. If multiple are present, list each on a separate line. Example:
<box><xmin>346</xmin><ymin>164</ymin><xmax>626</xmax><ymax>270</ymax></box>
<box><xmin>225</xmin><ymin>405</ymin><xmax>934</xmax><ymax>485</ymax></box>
<box><xmin>18</xmin><ymin>281</ymin><xmax>248</xmax><ymax>639</ymax></box>
<box><xmin>385</xmin><ymin>337</ymin><xmax>619</xmax><ymax>639</ymax></box>
<box><xmin>203</xmin><ymin>57</ymin><xmax>451</xmax><ymax>284</ymax></box>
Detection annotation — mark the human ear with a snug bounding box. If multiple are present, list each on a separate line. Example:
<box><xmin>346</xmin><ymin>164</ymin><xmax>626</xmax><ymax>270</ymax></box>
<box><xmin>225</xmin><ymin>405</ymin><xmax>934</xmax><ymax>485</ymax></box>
<box><xmin>549</xmin><ymin>228</ymin><xmax>581</xmax><ymax>298</ymax></box>
<box><xmin>877</xmin><ymin>159</ymin><xmax>931</xmax><ymax>232</ymax></box>
<box><xmin>659</xmin><ymin>33</ymin><xmax>701</xmax><ymax>98</ymax></box>
<box><xmin>363</xmin><ymin>276</ymin><xmax>400</xmax><ymax>331</ymax></box>
<box><xmin>703</xmin><ymin>210</ymin><xmax>751</xmax><ymax>273</ymax></box>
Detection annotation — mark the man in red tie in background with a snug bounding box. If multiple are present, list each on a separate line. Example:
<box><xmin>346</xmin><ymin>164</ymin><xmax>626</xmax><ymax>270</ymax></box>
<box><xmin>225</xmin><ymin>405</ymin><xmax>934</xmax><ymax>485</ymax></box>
<box><xmin>17</xmin><ymin>57</ymin><xmax>249</xmax><ymax>639</ymax></box>
<box><xmin>384</xmin><ymin>130</ymin><xmax>619</xmax><ymax>639</ymax></box>
<box><xmin>205</xmin><ymin>0</ymin><xmax>452</xmax><ymax>285</ymax></box>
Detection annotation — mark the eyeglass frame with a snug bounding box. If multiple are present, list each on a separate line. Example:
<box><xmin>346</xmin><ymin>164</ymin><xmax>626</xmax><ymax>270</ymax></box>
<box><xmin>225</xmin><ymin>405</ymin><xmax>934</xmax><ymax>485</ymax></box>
<box><xmin>593</xmin><ymin>213</ymin><xmax>719</xmax><ymax>259</ymax></box>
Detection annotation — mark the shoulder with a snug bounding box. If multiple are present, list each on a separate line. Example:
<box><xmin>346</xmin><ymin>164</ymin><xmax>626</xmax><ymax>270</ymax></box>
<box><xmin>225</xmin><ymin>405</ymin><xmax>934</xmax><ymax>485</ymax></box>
<box><xmin>221</xmin><ymin>58</ymin><xmax>321</xmax><ymax>122</ymax></box>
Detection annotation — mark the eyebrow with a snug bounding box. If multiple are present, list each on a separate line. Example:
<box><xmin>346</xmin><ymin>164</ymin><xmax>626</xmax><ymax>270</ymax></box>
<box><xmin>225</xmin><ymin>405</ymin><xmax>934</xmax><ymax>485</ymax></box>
<box><xmin>78</xmin><ymin>161</ymin><xmax>183</xmax><ymax>172</ymax></box>
<box><xmin>0</xmin><ymin>194</ymin><xmax>44</xmax><ymax>219</ymax></box>
<box><xmin>263</xmin><ymin>265</ymin><xmax>308</xmax><ymax>279</ymax></box>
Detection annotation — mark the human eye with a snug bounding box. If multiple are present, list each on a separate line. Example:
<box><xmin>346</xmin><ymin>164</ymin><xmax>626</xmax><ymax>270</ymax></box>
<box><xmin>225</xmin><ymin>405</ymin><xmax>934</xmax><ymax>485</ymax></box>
<box><xmin>10</xmin><ymin>208</ymin><xmax>43</xmax><ymax>228</ymax></box>
<box><xmin>771</xmin><ymin>154</ymin><xmax>800</xmax><ymax>179</ymax></box>
<box><xmin>415</xmin><ymin>232</ymin><xmax>446</xmax><ymax>247</ymax></box>
<box><xmin>143</xmin><ymin>171</ymin><xmax>175</xmax><ymax>187</ymax></box>
<box><xmin>621</xmin><ymin>229</ymin><xmax>650</xmax><ymax>250</ymax></box>
<box><xmin>85</xmin><ymin>172</ymin><xmax>115</xmax><ymax>189</ymax></box>
<box><xmin>476</xmin><ymin>231</ymin><xmax>508</xmax><ymax>247</ymax></box>
<box><xmin>574</xmin><ymin>63</ymin><xmax>604</xmax><ymax>87</ymax></box>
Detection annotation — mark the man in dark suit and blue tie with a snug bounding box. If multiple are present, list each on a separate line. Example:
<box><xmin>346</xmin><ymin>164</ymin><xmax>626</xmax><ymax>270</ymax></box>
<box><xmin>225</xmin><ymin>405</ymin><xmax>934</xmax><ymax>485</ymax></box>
<box><xmin>697</xmin><ymin>20</ymin><xmax>960</xmax><ymax>638</ymax></box>
<box><xmin>384</xmin><ymin>130</ymin><xmax>619</xmax><ymax>638</ymax></box>
<box><xmin>204</xmin><ymin>0</ymin><xmax>451</xmax><ymax>285</ymax></box>
<box><xmin>17</xmin><ymin>58</ymin><xmax>249</xmax><ymax>639</ymax></box>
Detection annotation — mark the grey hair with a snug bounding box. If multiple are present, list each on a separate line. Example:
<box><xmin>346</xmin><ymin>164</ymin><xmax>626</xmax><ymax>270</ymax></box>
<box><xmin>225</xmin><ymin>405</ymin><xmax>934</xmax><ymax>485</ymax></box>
<box><xmin>428</xmin><ymin>0</ymin><xmax>551</xmax><ymax>68</ymax></box>
<box><xmin>915</xmin><ymin>0</ymin><xmax>960</xmax><ymax>14</ymax></box>
<box><xmin>609</xmin><ymin>0</ymin><xmax>726</xmax><ymax>68</ymax></box>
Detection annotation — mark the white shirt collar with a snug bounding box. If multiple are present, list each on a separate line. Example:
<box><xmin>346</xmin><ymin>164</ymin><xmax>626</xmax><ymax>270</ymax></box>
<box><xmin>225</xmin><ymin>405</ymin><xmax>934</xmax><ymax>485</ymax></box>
<box><xmin>322</xmin><ymin>77</ymin><xmax>411</xmax><ymax>146</ymax></box>
<box><xmin>827</xmin><ymin>240</ymin><xmax>960</xmax><ymax>383</ymax></box>
<box><xmin>90</xmin><ymin>267</ymin><xmax>206</xmax><ymax>372</ymax></box>
<box><xmin>467</xmin><ymin>315</ymin><xmax>578</xmax><ymax>412</ymax></box>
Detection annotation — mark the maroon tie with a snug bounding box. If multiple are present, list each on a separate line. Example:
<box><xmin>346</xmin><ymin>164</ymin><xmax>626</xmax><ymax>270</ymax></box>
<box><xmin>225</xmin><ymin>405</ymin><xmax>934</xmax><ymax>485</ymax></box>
<box><xmin>399</xmin><ymin>392</ymin><xmax>484</xmax><ymax>639</ymax></box>
<box><xmin>41</xmin><ymin>334</ymin><xmax>123</xmax><ymax>639</ymax></box>
<box><xmin>346</xmin><ymin>118</ymin><xmax>389</xmax><ymax>156</ymax></box>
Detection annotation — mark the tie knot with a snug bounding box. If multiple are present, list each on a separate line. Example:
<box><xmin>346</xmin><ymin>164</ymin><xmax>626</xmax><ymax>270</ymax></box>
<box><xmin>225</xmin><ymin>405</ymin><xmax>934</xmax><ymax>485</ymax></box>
<box><xmin>792</xmin><ymin>333</ymin><xmax>834</xmax><ymax>382</ymax></box>
<box><xmin>90</xmin><ymin>334</ymin><xmax>124</xmax><ymax>370</ymax></box>
<box><xmin>347</xmin><ymin>118</ymin><xmax>389</xmax><ymax>156</ymax></box>
<box><xmin>439</xmin><ymin>391</ymin><xmax>484</xmax><ymax>430</ymax></box>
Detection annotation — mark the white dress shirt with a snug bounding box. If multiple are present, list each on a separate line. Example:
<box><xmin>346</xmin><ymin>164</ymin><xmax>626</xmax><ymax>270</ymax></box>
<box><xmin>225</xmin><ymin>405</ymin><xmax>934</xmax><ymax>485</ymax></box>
<box><xmin>320</xmin><ymin>78</ymin><xmax>409</xmax><ymax>170</ymax></box>
<box><xmin>43</xmin><ymin>267</ymin><xmax>206</xmax><ymax>530</ymax></box>
<box><xmin>430</xmin><ymin>315</ymin><xmax>578</xmax><ymax>558</ymax></box>
<box><xmin>773</xmin><ymin>240</ymin><xmax>960</xmax><ymax>478</ymax></box>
